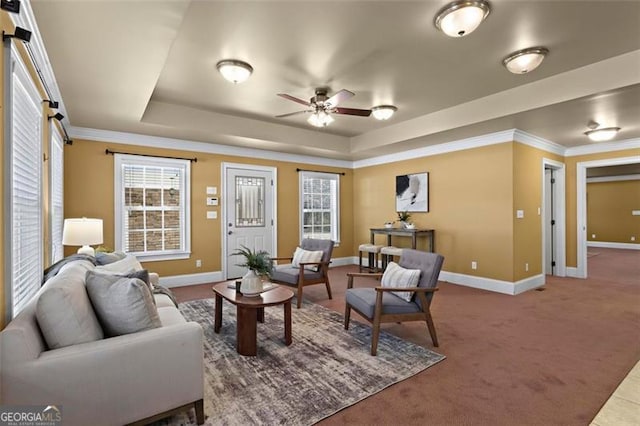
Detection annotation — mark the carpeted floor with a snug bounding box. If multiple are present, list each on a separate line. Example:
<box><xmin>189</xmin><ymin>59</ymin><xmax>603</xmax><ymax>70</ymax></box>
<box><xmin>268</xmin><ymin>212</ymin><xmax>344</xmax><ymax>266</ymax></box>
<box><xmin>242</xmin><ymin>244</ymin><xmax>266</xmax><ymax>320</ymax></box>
<box><xmin>167</xmin><ymin>298</ymin><xmax>443</xmax><ymax>425</ymax></box>
<box><xmin>173</xmin><ymin>248</ymin><xmax>640</xmax><ymax>425</ymax></box>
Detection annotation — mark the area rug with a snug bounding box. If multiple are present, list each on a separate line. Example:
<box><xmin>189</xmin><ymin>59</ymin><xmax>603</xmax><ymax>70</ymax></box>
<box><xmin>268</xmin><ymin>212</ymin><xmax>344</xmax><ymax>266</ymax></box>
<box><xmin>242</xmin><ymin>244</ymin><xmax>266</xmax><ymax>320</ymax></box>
<box><xmin>164</xmin><ymin>298</ymin><xmax>445</xmax><ymax>425</ymax></box>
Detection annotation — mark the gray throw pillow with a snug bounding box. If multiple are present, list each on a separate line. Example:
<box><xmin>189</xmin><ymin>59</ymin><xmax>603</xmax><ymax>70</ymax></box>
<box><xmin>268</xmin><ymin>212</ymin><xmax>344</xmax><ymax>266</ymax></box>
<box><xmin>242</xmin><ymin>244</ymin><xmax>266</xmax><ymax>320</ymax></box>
<box><xmin>85</xmin><ymin>271</ymin><xmax>161</xmax><ymax>337</ymax></box>
<box><xmin>36</xmin><ymin>278</ymin><xmax>104</xmax><ymax>349</ymax></box>
<box><xmin>95</xmin><ymin>251</ymin><xmax>127</xmax><ymax>265</ymax></box>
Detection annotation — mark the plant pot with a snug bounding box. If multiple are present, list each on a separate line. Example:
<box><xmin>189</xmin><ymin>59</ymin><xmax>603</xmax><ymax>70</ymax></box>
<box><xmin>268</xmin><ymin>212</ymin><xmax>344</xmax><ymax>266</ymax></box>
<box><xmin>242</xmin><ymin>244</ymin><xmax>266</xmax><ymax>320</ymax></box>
<box><xmin>240</xmin><ymin>269</ymin><xmax>263</xmax><ymax>295</ymax></box>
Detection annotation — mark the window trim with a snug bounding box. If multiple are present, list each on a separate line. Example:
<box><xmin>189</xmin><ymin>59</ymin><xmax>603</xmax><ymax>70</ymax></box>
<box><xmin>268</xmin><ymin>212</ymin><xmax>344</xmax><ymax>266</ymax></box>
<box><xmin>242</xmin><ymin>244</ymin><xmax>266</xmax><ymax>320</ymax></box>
<box><xmin>114</xmin><ymin>154</ymin><xmax>191</xmax><ymax>262</ymax></box>
<box><xmin>298</xmin><ymin>171</ymin><xmax>340</xmax><ymax>245</ymax></box>
<box><xmin>49</xmin><ymin>125</ymin><xmax>65</xmax><ymax>264</ymax></box>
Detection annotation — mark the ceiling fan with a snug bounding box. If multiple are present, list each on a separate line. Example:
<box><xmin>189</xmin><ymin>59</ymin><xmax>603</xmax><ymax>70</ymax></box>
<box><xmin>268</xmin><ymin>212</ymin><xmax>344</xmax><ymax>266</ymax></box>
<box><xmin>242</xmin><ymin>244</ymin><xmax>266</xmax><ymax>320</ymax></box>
<box><xmin>276</xmin><ymin>88</ymin><xmax>371</xmax><ymax>127</ymax></box>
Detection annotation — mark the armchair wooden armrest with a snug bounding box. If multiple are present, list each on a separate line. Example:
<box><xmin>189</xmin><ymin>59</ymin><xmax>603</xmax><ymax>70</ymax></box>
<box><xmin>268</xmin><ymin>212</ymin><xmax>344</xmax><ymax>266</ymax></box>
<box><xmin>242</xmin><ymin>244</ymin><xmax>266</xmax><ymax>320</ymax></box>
<box><xmin>270</xmin><ymin>256</ymin><xmax>293</xmax><ymax>263</ymax></box>
<box><xmin>346</xmin><ymin>272</ymin><xmax>383</xmax><ymax>289</ymax></box>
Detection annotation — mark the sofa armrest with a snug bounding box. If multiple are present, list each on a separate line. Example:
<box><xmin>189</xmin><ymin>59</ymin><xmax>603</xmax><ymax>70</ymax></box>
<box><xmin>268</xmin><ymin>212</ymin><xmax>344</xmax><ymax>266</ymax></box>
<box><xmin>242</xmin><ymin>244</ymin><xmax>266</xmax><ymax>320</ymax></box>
<box><xmin>149</xmin><ymin>272</ymin><xmax>160</xmax><ymax>287</ymax></box>
<box><xmin>4</xmin><ymin>322</ymin><xmax>204</xmax><ymax>425</ymax></box>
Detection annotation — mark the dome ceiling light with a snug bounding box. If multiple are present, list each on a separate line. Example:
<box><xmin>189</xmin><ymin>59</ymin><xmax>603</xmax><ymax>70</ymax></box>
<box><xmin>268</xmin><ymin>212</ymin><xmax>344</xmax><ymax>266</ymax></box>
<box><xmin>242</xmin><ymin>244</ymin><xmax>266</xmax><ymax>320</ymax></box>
<box><xmin>216</xmin><ymin>59</ymin><xmax>253</xmax><ymax>84</ymax></box>
<box><xmin>584</xmin><ymin>121</ymin><xmax>621</xmax><ymax>142</ymax></box>
<box><xmin>502</xmin><ymin>47</ymin><xmax>549</xmax><ymax>74</ymax></box>
<box><xmin>371</xmin><ymin>105</ymin><xmax>398</xmax><ymax>120</ymax></box>
<box><xmin>434</xmin><ymin>0</ymin><xmax>491</xmax><ymax>37</ymax></box>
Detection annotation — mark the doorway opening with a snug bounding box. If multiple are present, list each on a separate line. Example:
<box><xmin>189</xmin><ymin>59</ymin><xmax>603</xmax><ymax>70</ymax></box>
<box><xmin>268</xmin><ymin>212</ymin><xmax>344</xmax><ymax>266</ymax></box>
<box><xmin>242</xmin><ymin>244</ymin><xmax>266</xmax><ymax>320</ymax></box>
<box><xmin>542</xmin><ymin>158</ymin><xmax>566</xmax><ymax>277</ymax></box>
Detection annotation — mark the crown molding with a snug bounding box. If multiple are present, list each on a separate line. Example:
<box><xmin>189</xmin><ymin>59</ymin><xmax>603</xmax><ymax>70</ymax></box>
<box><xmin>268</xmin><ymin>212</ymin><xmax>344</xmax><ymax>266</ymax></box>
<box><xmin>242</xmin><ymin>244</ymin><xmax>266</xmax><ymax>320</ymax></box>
<box><xmin>68</xmin><ymin>127</ymin><xmax>353</xmax><ymax>169</ymax></box>
<box><xmin>564</xmin><ymin>138</ymin><xmax>640</xmax><ymax>157</ymax></box>
<box><xmin>513</xmin><ymin>130</ymin><xmax>565</xmax><ymax>156</ymax></box>
<box><xmin>352</xmin><ymin>129</ymin><xmax>517</xmax><ymax>169</ymax></box>
<box><xmin>8</xmin><ymin>0</ymin><xmax>68</xmax><ymax>121</ymax></box>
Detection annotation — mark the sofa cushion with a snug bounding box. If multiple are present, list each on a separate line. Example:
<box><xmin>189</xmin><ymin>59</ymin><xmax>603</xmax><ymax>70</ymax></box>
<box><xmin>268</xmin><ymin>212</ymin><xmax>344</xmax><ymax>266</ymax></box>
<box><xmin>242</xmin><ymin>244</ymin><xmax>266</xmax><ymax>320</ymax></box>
<box><xmin>36</xmin><ymin>276</ymin><xmax>104</xmax><ymax>350</ymax></box>
<box><xmin>85</xmin><ymin>271</ymin><xmax>161</xmax><ymax>337</ymax></box>
<box><xmin>345</xmin><ymin>288</ymin><xmax>421</xmax><ymax>319</ymax></box>
<box><xmin>381</xmin><ymin>261</ymin><xmax>421</xmax><ymax>302</ymax></box>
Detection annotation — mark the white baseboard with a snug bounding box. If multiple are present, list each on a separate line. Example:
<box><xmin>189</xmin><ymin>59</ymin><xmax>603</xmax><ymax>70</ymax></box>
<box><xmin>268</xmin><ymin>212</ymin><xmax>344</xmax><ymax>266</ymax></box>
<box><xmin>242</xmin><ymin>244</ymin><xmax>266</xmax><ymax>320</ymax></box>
<box><xmin>566</xmin><ymin>267</ymin><xmax>579</xmax><ymax>278</ymax></box>
<box><xmin>331</xmin><ymin>256</ymin><xmax>358</xmax><ymax>267</ymax></box>
<box><xmin>160</xmin><ymin>271</ymin><xmax>223</xmax><ymax>288</ymax></box>
<box><xmin>438</xmin><ymin>271</ymin><xmax>544</xmax><ymax>295</ymax></box>
<box><xmin>587</xmin><ymin>241</ymin><xmax>640</xmax><ymax>250</ymax></box>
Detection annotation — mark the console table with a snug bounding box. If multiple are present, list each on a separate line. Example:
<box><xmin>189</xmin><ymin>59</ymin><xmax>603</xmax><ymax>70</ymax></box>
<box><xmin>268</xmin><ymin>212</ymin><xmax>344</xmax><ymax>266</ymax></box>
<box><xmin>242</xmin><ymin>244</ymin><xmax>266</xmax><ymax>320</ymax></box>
<box><xmin>370</xmin><ymin>228</ymin><xmax>435</xmax><ymax>252</ymax></box>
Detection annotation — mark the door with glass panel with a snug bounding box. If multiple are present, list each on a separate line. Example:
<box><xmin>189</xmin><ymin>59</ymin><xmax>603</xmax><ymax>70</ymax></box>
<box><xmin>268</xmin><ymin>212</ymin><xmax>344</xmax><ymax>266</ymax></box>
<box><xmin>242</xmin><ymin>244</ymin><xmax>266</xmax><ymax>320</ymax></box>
<box><xmin>225</xmin><ymin>166</ymin><xmax>275</xmax><ymax>279</ymax></box>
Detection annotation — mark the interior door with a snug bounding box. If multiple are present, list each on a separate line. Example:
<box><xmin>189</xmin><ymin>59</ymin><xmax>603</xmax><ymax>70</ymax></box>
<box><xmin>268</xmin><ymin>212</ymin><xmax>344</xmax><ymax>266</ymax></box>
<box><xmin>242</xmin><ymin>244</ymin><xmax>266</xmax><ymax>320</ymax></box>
<box><xmin>544</xmin><ymin>168</ymin><xmax>555</xmax><ymax>275</ymax></box>
<box><xmin>225</xmin><ymin>167</ymin><xmax>275</xmax><ymax>279</ymax></box>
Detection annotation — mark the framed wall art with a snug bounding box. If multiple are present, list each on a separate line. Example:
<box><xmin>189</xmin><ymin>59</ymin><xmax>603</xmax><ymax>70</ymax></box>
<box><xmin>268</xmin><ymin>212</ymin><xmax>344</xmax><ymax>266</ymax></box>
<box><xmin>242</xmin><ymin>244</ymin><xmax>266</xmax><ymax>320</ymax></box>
<box><xmin>396</xmin><ymin>172</ymin><xmax>429</xmax><ymax>212</ymax></box>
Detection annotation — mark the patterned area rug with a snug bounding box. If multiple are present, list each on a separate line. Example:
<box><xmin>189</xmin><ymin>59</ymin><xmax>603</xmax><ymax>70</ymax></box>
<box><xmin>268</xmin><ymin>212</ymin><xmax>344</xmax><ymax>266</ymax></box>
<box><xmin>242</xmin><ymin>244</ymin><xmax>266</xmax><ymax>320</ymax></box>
<box><xmin>167</xmin><ymin>298</ymin><xmax>445</xmax><ymax>425</ymax></box>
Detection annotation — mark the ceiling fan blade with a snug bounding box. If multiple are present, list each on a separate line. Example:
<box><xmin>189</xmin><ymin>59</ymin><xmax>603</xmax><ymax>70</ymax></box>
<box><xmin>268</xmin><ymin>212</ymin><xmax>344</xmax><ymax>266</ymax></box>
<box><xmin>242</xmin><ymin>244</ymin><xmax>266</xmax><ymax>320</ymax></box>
<box><xmin>277</xmin><ymin>93</ymin><xmax>311</xmax><ymax>106</ymax></box>
<box><xmin>326</xmin><ymin>89</ymin><xmax>355</xmax><ymax>108</ymax></box>
<box><xmin>334</xmin><ymin>107</ymin><xmax>372</xmax><ymax>117</ymax></box>
<box><xmin>275</xmin><ymin>110</ymin><xmax>312</xmax><ymax>118</ymax></box>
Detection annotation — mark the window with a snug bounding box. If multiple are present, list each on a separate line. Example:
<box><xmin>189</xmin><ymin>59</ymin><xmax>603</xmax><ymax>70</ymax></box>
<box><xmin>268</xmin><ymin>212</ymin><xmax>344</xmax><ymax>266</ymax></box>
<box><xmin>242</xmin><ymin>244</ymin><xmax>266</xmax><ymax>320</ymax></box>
<box><xmin>50</xmin><ymin>127</ymin><xmax>64</xmax><ymax>263</ymax></box>
<box><xmin>5</xmin><ymin>45</ymin><xmax>43</xmax><ymax>319</ymax></box>
<box><xmin>114</xmin><ymin>154</ymin><xmax>190</xmax><ymax>261</ymax></box>
<box><xmin>299</xmin><ymin>171</ymin><xmax>340</xmax><ymax>243</ymax></box>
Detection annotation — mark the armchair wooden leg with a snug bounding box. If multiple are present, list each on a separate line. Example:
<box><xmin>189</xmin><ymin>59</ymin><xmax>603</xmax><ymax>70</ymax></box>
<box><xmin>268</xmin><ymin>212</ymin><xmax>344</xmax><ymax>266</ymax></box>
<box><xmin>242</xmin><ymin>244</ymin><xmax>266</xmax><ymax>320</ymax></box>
<box><xmin>424</xmin><ymin>309</ymin><xmax>439</xmax><ymax>347</ymax></box>
<box><xmin>324</xmin><ymin>280</ymin><xmax>333</xmax><ymax>300</ymax></box>
<box><xmin>344</xmin><ymin>304</ymin><xmax>351</xmax><ymax>329</ymax></box>
<box><xmin>371</xmin><ymin>317</ymin><xmax>381</xmax><ymax>356</ymax></box>
<box><xmin>296</xmin><ymin>285</ymin><xmax>303</xmax><ymax>309</ymax></box>
<box><xmin>195</xmin><ymin>399</ymin><xmax>205</xmax><ymax>425</ymax></box>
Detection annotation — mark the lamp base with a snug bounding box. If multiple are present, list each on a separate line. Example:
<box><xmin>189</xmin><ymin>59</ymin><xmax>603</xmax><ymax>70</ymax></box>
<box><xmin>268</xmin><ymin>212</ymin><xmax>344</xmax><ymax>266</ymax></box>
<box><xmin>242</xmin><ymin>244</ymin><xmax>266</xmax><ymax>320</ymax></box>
<box><xmin>77</xmin><ymin>245</ymin><xmax>95</xmax><ymax>257</ymax></box>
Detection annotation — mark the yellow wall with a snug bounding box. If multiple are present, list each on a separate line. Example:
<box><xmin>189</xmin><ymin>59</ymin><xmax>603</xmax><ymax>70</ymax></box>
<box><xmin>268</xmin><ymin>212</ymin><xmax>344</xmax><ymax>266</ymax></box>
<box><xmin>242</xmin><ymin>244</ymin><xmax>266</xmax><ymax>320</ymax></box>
<box><xmin>64</xmin><ymin>139</ymin><xmax>354</xmax><ymax>278</ymax></box>
<box><xmin>512</xmin><ymin>144</ymin><xmax>563</xmax><ymax>281</ymax></box>
<box><xmin>353</xmin><ymin>143</ymin><xmax>515</xmax><ymax>281</ymax></box>
<box><xmin>587</xmin><ymin>180</ymin><xmax>640</xmax><ymax>244</ymax></box>
<box><xmin>564</xmin><ymin>149</ymin><xmax>640</xmax><ymax>267</ymax></box>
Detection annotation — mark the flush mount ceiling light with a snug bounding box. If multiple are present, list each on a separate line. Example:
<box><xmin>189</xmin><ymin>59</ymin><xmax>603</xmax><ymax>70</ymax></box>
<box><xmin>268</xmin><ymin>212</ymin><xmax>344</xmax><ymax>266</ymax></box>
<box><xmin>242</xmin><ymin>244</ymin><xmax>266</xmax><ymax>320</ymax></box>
<box><xmin>584</xmin><ymin>121</ymin><xmax>621</xmax><ymax>142</ymax></box>
<box><xmin>434</xmin><ymin>0</ymin><xmax>491</xmax><ymax>37</ymax></box>
<box><xmin>502</xmin><ymin>47</ymin><xmax>549</xmax><ymax>74</ymax></box>
<box><xmin>371</xmin><ymin>105</ymin><xmax>398</xmax><ymax>120</ymax></box>
<box><xmin>216</xmin><ymin>59</ymin><xmax>253</xmax><ymax>84</ymax></box>
<box><xmin>307</xmin><ymin>111</ymin><xmax>334</xmax><ymax>127</ymax></box>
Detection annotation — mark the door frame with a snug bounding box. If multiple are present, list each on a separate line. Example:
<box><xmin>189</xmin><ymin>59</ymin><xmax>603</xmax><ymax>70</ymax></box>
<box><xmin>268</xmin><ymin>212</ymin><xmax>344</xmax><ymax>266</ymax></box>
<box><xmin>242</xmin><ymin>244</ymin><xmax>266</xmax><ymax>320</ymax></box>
<box><xmin>221</xmin><ymin>162</ymin><xmax>278</xmax><ymax>280</ymax></box>
<box><xmin>541</xmin><ymin>158</ymin><xmax>566</xmax><ymax>277</ymax></box>
<box><xmin>576</xmin><ymin>155</ymin><xmax>639</xmax><ymax>278</ymax></box>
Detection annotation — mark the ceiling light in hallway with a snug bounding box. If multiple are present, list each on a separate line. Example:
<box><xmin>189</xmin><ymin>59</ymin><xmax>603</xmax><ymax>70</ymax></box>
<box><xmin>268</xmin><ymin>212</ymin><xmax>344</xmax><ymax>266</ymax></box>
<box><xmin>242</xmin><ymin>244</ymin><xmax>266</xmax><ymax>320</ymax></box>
<box><xmin>371</xmin><ymin>105</ymin><xmax>398</xmax><ymax>120</ymax></box>
<box><xmin>216</xmin><ymin>59</ymin><xmax>253</xmax><ymax>84</ymax></box>
<box><xmin>502</xmin><ymin>47</ymin><xmax>549</xmax><ymax>74</ymax></box>
<box><xmin>584</xmin><ymin>121</ymin><xmax>621</xmax><ymax>142</ymax></box>
<box><xmin>434</xmin><ymin>0</ymin><xmax>491</xmax><ymax>37</ymax></box>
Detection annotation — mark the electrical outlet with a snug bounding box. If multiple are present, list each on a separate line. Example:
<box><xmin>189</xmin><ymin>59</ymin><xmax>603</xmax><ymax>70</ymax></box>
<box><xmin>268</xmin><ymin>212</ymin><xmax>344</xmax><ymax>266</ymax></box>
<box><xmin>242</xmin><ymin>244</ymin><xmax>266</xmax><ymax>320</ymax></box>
<box><xmin>632</xmin><ymin>236</ymin><xmax>636</xmax><ymax>242</ymax></box>
<box><xmin>525</xmin><ymin>263</ymin><xmax>529</xmax><ymax>272</ymax></box>
<box><xmin>591</xmin><ymin>234</ymin><xmax>596</xmax><ymax>239</ymax></box>
<box><xmin>196</xmin><ymin>259</ymin><xmax>202</xmax><ymax>268</ymax></box>
<box><xmin>471</xmin><ymin>261</ymin><xmax>477</xmax><ymax>270</ymax></box>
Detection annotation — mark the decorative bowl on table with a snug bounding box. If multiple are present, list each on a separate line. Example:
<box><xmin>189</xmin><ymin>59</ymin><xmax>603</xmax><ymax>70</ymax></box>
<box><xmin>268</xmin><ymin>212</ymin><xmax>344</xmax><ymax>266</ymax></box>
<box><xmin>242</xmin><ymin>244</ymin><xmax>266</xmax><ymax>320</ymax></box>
<box><xmin>384</xmin><ymin>222</ymin><xmax>394</xmax><ymax>228</ymax></box>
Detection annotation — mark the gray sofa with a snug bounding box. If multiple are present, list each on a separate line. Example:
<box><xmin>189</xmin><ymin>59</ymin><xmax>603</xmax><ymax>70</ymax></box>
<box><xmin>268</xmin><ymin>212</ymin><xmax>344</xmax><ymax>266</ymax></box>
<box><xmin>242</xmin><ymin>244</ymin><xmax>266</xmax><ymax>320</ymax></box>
<box><xmin>0</xmin><ymin>257</ymin><xmax>205</xmax><ymax>425</ymax></box>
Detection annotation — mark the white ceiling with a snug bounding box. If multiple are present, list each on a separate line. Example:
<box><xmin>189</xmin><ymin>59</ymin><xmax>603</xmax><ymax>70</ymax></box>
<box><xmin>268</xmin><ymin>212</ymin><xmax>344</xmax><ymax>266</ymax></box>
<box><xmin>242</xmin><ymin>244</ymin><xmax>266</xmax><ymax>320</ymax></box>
<box><xmin>31</xmin><ymin>0</ymin><xmax>640</xmax><ymax>160</ymax></box>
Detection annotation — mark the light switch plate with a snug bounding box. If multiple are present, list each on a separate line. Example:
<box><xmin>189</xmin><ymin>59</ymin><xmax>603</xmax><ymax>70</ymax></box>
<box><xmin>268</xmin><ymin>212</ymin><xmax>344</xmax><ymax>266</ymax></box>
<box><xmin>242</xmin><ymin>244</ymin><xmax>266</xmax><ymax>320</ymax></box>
<box><xmin>207</xmin><ymin>211</ymin><xmax>217</xmax><ymax>219</ymax></box>
<box><xmin>516</xmin><ymin>210</ymin><xmax>524</xmax><ymax>219</ymax></box>
<box><xmin>206</xmin><ymin>186</ymin><xmax>217</xmax><ymax>195</ymax></box>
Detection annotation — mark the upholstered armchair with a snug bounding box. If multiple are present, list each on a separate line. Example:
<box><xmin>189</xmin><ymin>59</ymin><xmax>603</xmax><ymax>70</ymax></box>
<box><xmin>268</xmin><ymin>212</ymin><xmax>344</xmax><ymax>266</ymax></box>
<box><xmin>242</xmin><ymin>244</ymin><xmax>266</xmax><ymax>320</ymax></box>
<box><xmin>270</xmin><ymin>238</ymin><xmax>335</xmax><ymax>308</ymax></box>
<box><xmin>344</xmin><ymin>249</ymin><xmax>444</xmax><ymax>355</ymax></box>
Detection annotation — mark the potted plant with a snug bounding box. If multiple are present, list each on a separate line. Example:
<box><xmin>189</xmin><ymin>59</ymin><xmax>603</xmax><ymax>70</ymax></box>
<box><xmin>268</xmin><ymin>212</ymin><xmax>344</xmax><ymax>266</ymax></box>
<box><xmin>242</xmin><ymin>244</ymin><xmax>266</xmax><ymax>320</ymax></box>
<box><xmin>397</xmin><ymin>211</ymin><xmax>413</xmax><ymax>228</ymax></box>
<box><xmin>232</xmin><ymin>245</ymin><xmax>273</xmax><ymax>295</ymax></box>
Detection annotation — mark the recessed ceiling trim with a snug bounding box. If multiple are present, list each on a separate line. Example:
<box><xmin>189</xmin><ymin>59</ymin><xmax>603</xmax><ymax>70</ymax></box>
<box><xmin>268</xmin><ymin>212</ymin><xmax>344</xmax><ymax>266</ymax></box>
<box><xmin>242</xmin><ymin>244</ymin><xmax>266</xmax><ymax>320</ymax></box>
<box><xmin>68</xmin><ymin>126</ymin><xmax>354</xmax><ymax>169</ymax></box>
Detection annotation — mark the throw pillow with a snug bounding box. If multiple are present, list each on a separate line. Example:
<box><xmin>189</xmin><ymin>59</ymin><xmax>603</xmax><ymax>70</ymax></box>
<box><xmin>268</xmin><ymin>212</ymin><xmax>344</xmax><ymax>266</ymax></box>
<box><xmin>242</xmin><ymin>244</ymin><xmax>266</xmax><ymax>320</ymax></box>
<box><xmin>381</xmin><ymin>261</ymin><xmax>421</xmax><ymax>302</ymax></box>
<box><xmin>95</xmin><ymin>254</ymin><xmax>143</xmax><ymax>274</ymax></box>
<box><xmin>36</xmin><ymin>278</ymin><xmax>104</xmax><ymax>349</ymax></box>
<box><xmin>95</xmin><ymin>251</ymin><xmax>127</xmax><ymax>266</ymax></box>
<box><xmin>91</xmin><ymin>269</ymin><xmax>155</xmax><ymax>303</ymax></box>
<box><xmin>291</xmin><ymin>247</ymin><xmax>324</xmax><ymax>272</ymax></box>
<box><xmin>85</xmin><ymin>271</ymin><xmax>161</xmax><ymax>337</ymax></box>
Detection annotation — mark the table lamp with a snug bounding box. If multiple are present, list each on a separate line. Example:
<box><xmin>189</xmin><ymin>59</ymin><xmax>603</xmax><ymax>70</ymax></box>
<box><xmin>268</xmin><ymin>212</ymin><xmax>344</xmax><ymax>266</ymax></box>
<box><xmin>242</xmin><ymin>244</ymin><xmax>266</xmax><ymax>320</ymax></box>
<box><xmin>62</xmin><ymin>217</ymin><xmax>103</xmax><ymax>256</ymax></box>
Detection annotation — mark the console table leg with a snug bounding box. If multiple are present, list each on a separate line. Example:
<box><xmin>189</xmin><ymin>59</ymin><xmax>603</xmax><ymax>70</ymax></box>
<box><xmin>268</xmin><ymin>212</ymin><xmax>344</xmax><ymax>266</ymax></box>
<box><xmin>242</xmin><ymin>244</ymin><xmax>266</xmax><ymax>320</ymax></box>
<box><xmin>284</xmin><ymin>301</ymin><xmax>292</xmax><ymax>346</ymax></box>
<box><xmin>214</xmin><ymin>294</ymin><xmax>222</xmax><ymax>333</ymax></box>
<box><xmin>236</xmin><ymin>306</ymin><xmax>257</xmax><ymax>356</ymax></box>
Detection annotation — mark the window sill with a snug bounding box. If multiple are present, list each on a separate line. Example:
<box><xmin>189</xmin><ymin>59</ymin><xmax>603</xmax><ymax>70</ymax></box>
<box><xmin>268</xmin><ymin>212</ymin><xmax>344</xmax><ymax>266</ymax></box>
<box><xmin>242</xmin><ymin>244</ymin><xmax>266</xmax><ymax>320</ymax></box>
<box><xmin>131</xmin><ymin>252</ymin><xmax>191</xmax><ymax>262</ymax></box>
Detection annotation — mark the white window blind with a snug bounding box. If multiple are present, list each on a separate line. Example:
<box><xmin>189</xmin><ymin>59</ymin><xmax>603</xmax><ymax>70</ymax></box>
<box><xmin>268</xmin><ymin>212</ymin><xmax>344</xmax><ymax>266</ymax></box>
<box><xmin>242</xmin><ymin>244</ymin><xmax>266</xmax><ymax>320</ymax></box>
<box><xmin>114</xmin><ymin>154</ymin><xmax>191</xmax><ymax>261</ymax></box>
<box><xmin>299</xmin><ymin>171</ymin><xmax>340</xmax><ymax>243</ymax></box>
<box><xmin>7</xmin><ymin>46</ymin><xmax>43</xmax><ymax>318</ymax></box>
<box><xmin>50</xmin><ymin>128</ymin><xmax>64</xmax><ymax>263</ymax></box>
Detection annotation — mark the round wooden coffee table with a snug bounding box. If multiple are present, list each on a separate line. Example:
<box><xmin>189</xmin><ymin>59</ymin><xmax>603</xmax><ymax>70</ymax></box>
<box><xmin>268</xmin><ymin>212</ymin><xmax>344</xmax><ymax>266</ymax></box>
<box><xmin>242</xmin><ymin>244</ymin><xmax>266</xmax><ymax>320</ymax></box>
<box><xmin>212</xmin><ymin>281</ymin><xmax>295</xmax><ymax>356</ymax></box>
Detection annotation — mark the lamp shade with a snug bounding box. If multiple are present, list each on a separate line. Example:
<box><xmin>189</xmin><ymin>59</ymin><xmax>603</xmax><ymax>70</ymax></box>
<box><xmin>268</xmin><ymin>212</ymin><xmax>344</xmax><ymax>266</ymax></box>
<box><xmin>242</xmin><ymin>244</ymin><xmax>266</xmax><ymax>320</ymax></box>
<box><xmin>216</xmin><ymin>59</ymin><xmax>253</xmax><ymax>84</ymax></box>
<box><xmin>62</xmin><ymin>218</ymin><xmax>103</xmax><ymax>256</ymax></box>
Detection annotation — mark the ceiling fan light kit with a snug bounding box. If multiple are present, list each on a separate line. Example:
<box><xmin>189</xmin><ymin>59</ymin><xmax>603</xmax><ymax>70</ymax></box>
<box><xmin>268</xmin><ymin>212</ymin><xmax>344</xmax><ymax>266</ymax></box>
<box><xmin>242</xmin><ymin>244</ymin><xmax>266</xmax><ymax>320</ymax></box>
<box><xmin>502</xmin><ymin>47</ymin><xmax>549</xmax><ymax>74</ymax></box>
<box><xmin>371</xmin><ymin>105</ymin><xmax>398</xmax><ymax>120</ymax></box>
<box><xmin>308</xmin><ymin>111</ymin><xmax>335</xmax><ymax>127</ymax></box>
<box><xmin>277</xmin><ymin>88</ymin><xmax>373</xmax><ymax>127</ymax></box>
<box><xmin>216</xmin><ymin>59</ymin><xmax>253</xmax><ymax>84</ymax></box>
<box><xmin>434</xmin><ymin>0</ymin><xmax>491</xmax><ymax>37</ymax></box>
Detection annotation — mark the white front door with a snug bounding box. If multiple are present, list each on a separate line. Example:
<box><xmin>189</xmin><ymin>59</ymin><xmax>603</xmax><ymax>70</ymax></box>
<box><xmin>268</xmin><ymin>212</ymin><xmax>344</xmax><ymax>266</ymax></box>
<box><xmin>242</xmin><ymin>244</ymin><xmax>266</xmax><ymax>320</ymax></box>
<box><xmin>224</xmin><ymin>165</ymin><xmax>276</xmax><ymax>279</ymax></box>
